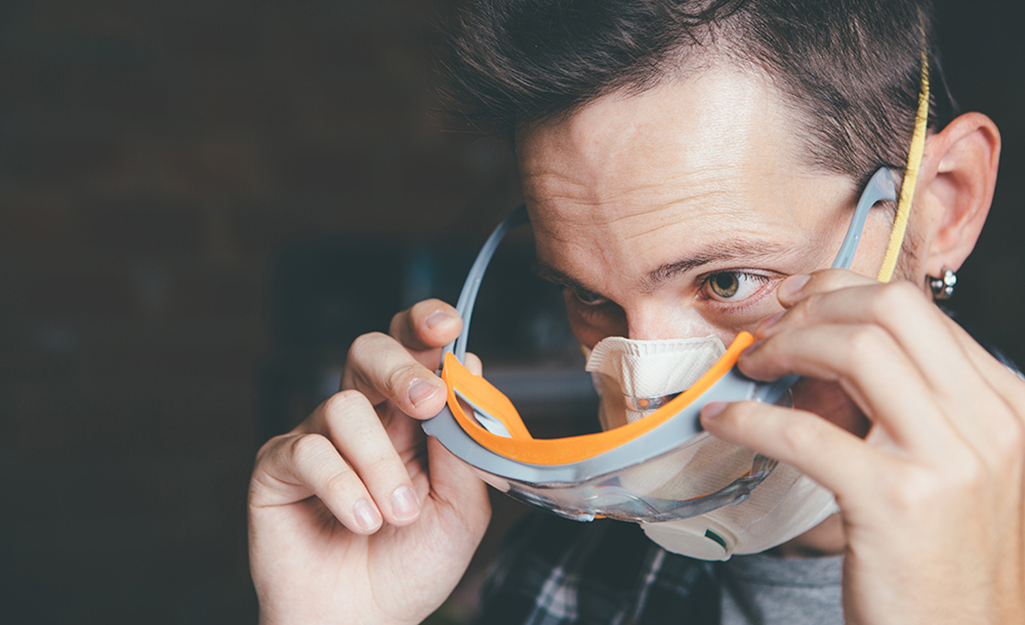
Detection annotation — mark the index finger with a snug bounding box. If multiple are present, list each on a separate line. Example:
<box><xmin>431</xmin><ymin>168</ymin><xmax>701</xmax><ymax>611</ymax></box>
<box><xmin>772</xmin><ymin>269</ymin><xmax>877</xmax><ymax>310</ymax></box>
<box><xmin>389</xmin><ymin>299</ymin><xmax>463</xmax><ymax>355</ymax></box>
<box><xmin>342</xmin><ymin>332</ymin><xmax>448</xmax><ymax>418</ymax></box>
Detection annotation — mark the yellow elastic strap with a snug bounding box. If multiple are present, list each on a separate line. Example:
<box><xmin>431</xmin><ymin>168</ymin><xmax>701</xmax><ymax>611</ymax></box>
<box><xmin>876</xmin><ymin>50</ymin><xmax>930</xmax><ymax>283</ymax></box>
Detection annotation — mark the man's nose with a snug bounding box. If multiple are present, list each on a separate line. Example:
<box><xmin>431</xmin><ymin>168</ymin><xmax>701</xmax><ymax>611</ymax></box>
<box><xmin>625</xmin><ymin>303</ymin><xmax>718</xmax><ymax>341</ymax></box>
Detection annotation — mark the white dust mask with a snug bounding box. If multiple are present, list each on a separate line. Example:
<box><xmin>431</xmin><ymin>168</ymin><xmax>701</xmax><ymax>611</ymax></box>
<box><xmin>585</xmin><ymin>335</ymin><xmax>839</xmax><ymax>561</ymax></box>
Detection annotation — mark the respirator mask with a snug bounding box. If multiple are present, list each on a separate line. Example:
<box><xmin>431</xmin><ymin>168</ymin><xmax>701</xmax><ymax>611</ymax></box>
<box><xmin>423</xmin><ymin>167</ymin><xmax>897</xmax><ymax>560</ymax></box>
<box><xmin>585</xmin><ymin>335</ymin><xmax>839</xmax><ymax>559</ymax></box>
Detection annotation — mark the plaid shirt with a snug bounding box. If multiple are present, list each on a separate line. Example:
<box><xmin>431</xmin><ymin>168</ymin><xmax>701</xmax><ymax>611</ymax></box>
<box><xmin>470</xmin><ymin>511</ymin><xmax>721</xmax><ymax>625</ymax></box>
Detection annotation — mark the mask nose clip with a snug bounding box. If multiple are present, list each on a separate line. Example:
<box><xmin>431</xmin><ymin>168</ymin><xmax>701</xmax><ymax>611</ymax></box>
<box><xmin>625</xmin><ymin>392</ymin><xmax>681</xmax><ymax>415</ymax></box>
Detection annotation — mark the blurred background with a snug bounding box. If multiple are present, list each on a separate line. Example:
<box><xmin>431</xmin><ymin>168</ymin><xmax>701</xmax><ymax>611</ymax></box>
<box><xmin>0</xmin><ymin>0</ymin><xmax>1021</xmax><ymax>622</ymax></box>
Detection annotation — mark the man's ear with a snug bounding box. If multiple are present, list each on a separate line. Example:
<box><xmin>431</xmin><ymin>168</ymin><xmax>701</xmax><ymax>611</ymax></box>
<box><xmin>914</xmin><ymin>112</ymin><xmax>1001</xmax><ymax>280</ymax></box>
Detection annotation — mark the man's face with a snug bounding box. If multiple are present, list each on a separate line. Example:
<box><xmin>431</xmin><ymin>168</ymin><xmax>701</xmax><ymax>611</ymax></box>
<box><xmin>517</xmin><ymin>66</ymin><xmax>896</xmax><ymax>350</ymax></box>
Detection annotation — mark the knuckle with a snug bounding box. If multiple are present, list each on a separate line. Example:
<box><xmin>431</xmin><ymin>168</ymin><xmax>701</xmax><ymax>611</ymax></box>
<box><xmin>814</xmin><ymin>268</ymin><xmax>853</xmax><ymax>291</ymax></box>
<box><xmin>790</xmin><ymin>295</ymin><xmax>817</xmax><ymax>324</ymax></box>
<box><xmin>844</xmin><ymin>325</ymin><xmax>889</xmax><ymax>369</ymax></box>
<box><xmin>888</xmin><ymin>279</ymin><xmax>924</xmax><ymax>301</ymax></box>
<box><xmin>941</xmin><ymin>448</ymin><xmax>985</xmax><ymax>489</ymax></box>
<box><xmin>889</xmin><ymin>452</ymin><xmax>984</xmax><ymax>515</ymax></box>
<box><xmin>255</xmin><ymin>433</ymin><xmax>289</xmax><ymax>464</ymax></box>
<box><xmin>323</xmin><ymin>468</ymin><xmax>358</xmax><ymax>499</ymax></box>
<box><xmin>290</xmin><ymin>432</ymin><xmax>332</xmax><ymax>461</ymax></box>
<box><xmin>322</xmin><ymin>389</ymin><xmax>371</xmax><ymax>419</ymax></box>
<box><xmin>869</xmin><ymin>281</ymin><xmax>921</xmax><ymax>324</ymax></box>
<box><xmin>766</xmin><ymin>339</ymin><xmax>795</xmax><ymax>373</ymax></box>
<box><xmin>361</xmin><ymin>450</ymin><xmax>400</xmax><ymax>479</ymax></box>
<box><xmin>347</xmin><ymin>331</ymin><xmax>390</xmax><ymax>364</ymax></box>
<box><xmin>887</xmin><ymin>464</ymin><xmax>944</xmax><ymax>513</ymax></box>
<box><xmin>777</xmin><ymin>417</ymin><xmax>816</xmax><ymax>458</ymax></box>
<box><xmin>743</xmin><ymin>330</ymin><xmax>785</xmax><ymax>368</ymax></box>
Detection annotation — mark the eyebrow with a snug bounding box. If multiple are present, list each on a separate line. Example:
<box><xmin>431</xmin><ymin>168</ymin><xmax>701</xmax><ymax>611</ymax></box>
<box><xmin>533</xmin><ymin>238</ymin><xmax>793</xmax><ymax>296</ymax></box>
<box><xmin>644</xmin><ymin>240</ymin><xmax>792</xmax><ymax>289</ymax></box>
<box><xmin>532</xmin><ymin>260</ymin><xmax>593</xmax><ymax>294</ymax></box>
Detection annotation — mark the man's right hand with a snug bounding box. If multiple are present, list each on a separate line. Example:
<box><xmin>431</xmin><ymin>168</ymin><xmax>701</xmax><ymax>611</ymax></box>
<box><xmin>248</xmin><ymin>299</ymin><xmax>491</xmax><ymax>625</ymax></box>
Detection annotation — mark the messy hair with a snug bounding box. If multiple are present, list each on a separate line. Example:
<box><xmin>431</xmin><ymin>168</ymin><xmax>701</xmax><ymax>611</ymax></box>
<box><xmin>444</xmin><ymin>0</ymin><xmax>958</xmax><ymax>183</ymax></box>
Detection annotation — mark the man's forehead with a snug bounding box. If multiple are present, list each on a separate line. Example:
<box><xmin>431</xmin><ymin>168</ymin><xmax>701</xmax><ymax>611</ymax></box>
<box><xmin>516</xmin><ymin>65</ymin><xmax>799</xmax><ymax>197</ymax></box>
<box><xmin>513</xmin><ymin>68</ymin><xmax>839</xmax><ymax>243</ymax></box>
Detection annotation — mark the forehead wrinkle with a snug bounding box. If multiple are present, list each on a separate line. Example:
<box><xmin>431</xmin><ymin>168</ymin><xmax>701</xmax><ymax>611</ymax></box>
<box><xmin>618</xmin><ymin>203</ymin><xmax>742</xmax><ymax>244</ymax></box>
<box><xmin>526</xmin><ymin>170</ymin><xmax>771</xmax><ymax>253</ymax></box>
<box><xmin>527</xmin><ymin>189</ymin><xmax>737</xmax><ymax>244</ymax></box>
<box><xmin>525</xmin><ymin>165</ymin><xmax>741</xmax><ymax>228</ymax></box>
<box><xmin>527</xmin><ymin>212</ymin><xmax>576</xmax><ymax>246</ymax></box>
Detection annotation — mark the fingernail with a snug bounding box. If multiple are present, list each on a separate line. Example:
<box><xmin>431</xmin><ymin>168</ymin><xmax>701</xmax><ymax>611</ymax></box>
<box><xmin>408</xmin><ymin>378</ymin><xmax>441</xmax><ymax>407</ymax></box>
<box><xmin>354</xmin><ymin>499</ymin><xmax>382</xmax><ymax>532</ymax></box>
<box><xmin>778</xmin><ymin>274</ymin><xmax>811</xmax><ymax>299</ymax></box>
<box><xmin>701</xmin><ymin>401</ymin><xmax>728</xmax><ymax>419</ymax></box>
<box><xmin>425</xmin><ymin>309</ymin><xmax>457</xmax><ymax>330</ymax></box>
<box><xmin>756</xmin><ymin>311</ymin><xmax>785</xmax><ymax>336</ymax></box>
<box><xmin>391</xmin><ymin>486</ymin><xmax>420</xmax><ymax>521</ymax></box>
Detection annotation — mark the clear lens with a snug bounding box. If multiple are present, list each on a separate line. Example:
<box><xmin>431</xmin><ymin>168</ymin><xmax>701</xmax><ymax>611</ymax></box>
<box><xmin>470</xmin><ymin>434</ymin><xmax>776</xmax><ymax>522</ymax></box>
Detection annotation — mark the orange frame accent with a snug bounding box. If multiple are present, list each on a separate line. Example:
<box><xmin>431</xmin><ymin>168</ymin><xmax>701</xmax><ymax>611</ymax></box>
<box><xmin>440</xmin><ymin>332</ymin><xmax>755</xmax><ymax>466</ymax></box>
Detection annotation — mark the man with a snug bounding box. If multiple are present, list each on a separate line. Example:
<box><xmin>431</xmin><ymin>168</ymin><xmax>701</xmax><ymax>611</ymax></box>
<box><xmin>247</xmin><ymin>1</ymin><xmax>1025</xmax><ymax>623</ymax></box>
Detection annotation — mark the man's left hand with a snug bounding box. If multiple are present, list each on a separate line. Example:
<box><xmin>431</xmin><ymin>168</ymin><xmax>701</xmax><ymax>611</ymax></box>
<box><xmin>701</xmin><ymin>269</ymin><xmax>1025</xmax><ymax>625</ymax></box>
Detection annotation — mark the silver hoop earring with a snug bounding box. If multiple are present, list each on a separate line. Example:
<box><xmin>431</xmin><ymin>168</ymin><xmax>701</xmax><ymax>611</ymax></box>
<box><xmin>929</xmin><ymin>268</ymin><xmax>957</xmax><ymax>300</ymax></box>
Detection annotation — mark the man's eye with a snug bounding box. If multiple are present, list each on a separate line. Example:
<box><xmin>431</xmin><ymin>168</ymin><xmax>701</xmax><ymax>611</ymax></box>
<box><xmin>572</xmin><ymin>288</ymin><xmax>607</xmax><ymax>306</ymax></box>
<box><xmin>704</xmin><ymin>271</ymin><xmax>767</xmax><ymax>302</ymax></box>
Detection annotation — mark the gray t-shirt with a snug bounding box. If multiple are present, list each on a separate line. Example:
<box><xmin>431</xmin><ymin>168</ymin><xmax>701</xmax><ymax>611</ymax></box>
<box><xmin>717</xmin><ymin>553</ymin><xmax>844</xmax><ymax>625</ymax></box>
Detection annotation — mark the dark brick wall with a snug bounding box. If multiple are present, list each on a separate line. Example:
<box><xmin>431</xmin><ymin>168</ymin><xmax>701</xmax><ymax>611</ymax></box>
<box><xmin>0</xmin><ymin>1</ymin><xmax>1021</xmax><ymax>623</ymax></box>
<box><xmin>0</xmin><ymin>1</ymin><xmax>513</xmax><ymax>623</ymax></box>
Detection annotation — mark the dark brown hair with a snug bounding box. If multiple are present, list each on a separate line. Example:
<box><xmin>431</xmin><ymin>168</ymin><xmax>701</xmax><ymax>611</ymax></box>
<box><xmin>443</xmin><ymin>0</ymin><xmax>958</xmax><ymax>184</ymax></box>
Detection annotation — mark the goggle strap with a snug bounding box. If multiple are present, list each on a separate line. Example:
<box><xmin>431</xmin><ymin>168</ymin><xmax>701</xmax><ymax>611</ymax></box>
<box><xmin>832</xmin><ymin>168</ymin><xmax>898</xmax><ymax>270</ymax></box>
<box><xmin>448</xmin><ymin>206</ymin><xmax>530</xmax><ymax>362</ymax></box>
